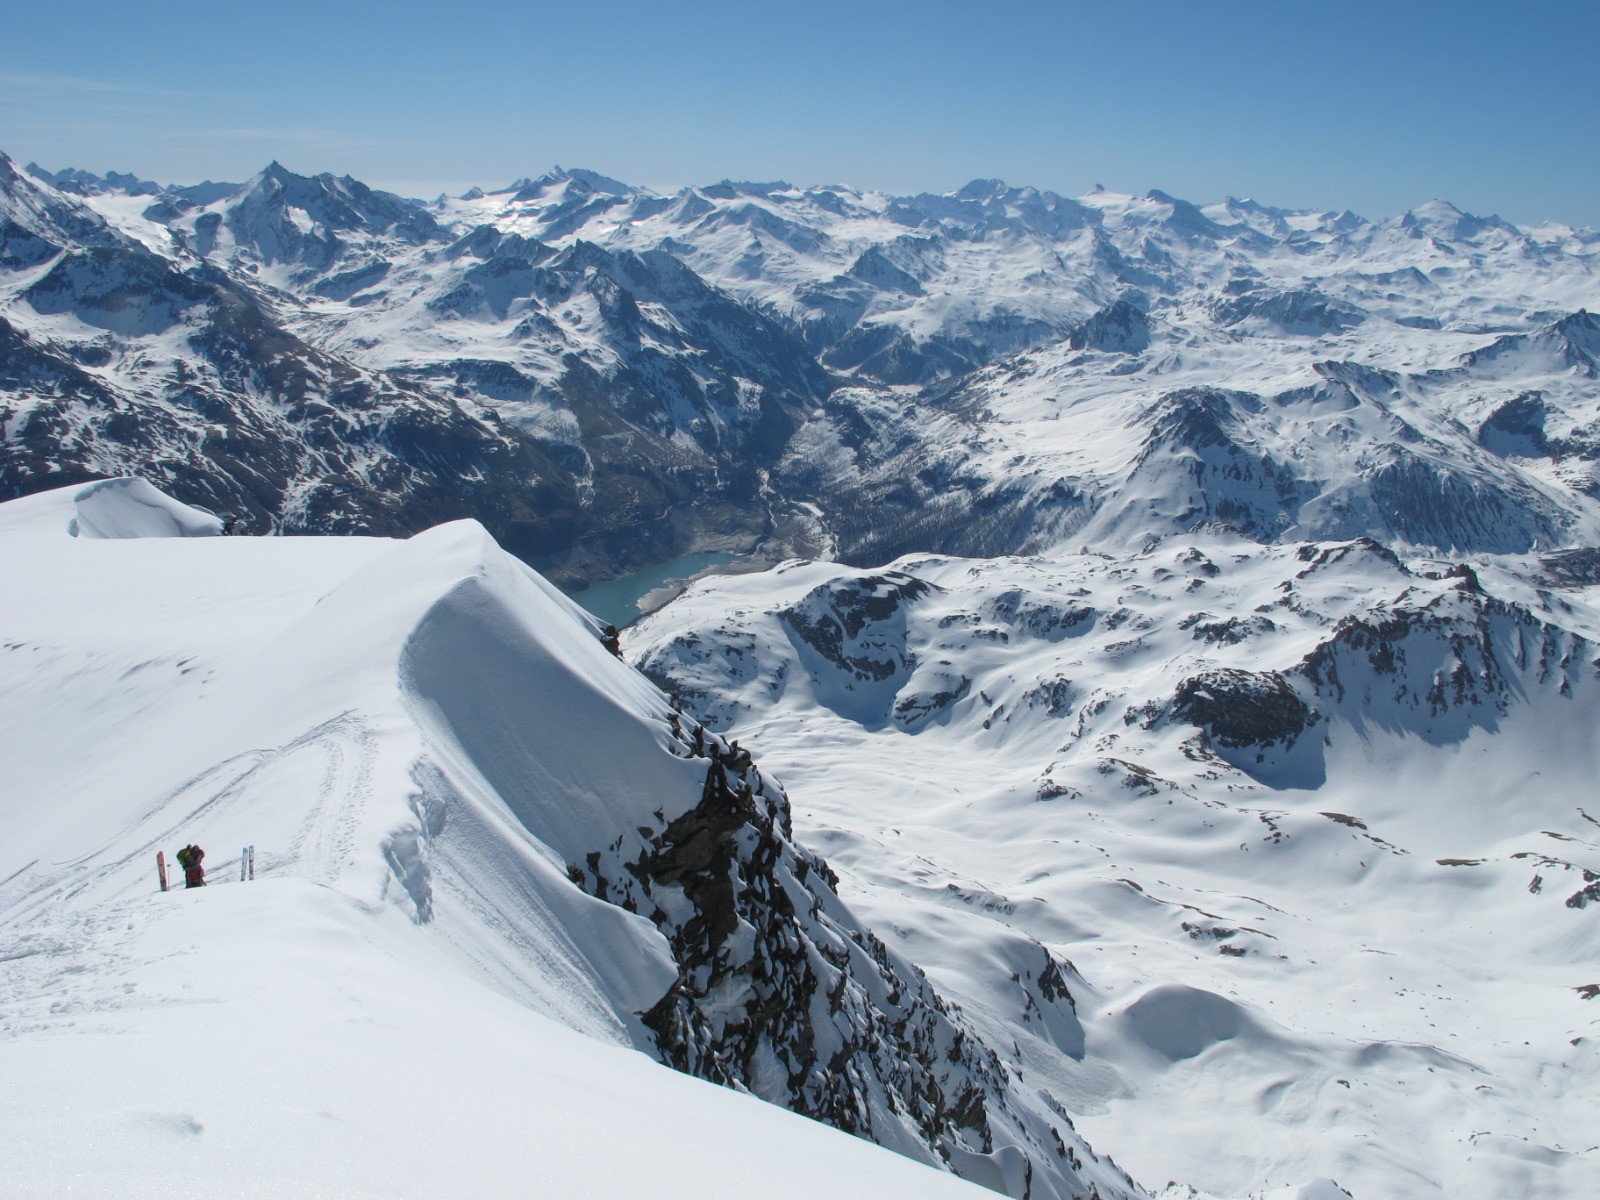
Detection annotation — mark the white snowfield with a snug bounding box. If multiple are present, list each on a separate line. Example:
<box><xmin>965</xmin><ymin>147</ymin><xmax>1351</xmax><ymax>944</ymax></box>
<box><xmin>628</xmin><ymin>540</ymin><xmax>1600</xmax><ymax>1200</ymax></box>
<box><xmin>0</xmin><ymin>480</ymin><xmax>992</xmax><ymax>1200</ymax></box>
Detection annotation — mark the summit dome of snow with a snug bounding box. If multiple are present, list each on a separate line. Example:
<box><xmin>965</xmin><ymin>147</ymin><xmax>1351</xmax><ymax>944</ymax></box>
<box><xmin>66</xmin><ymin>475</ymin><xmax>224</xmax><ymax>538</ymax></box>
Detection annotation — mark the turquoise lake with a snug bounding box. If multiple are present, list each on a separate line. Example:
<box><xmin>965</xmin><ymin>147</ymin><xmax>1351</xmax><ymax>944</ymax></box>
<box><xmin>566</xmin><ymin>551</ymin><xmax>741</xmax><ymax>628</ymax></box>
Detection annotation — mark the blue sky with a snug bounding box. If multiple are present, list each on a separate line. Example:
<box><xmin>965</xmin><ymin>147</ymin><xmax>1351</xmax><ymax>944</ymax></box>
<box><xmin>4</xmin><ymin>0</ymin><xmax>1597</xmax><ymax>225</ymax></box>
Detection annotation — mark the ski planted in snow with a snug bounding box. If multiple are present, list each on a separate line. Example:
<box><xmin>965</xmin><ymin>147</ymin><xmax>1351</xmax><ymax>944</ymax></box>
<box><xmin>241</xmin><ymin>845</ymin><xmax>255</xmax><ymax>881</ymax></box>
<box><xmin>156</xmin><ymin>850</ymin><xmax>168</xmax><ymax>893</ymax></box>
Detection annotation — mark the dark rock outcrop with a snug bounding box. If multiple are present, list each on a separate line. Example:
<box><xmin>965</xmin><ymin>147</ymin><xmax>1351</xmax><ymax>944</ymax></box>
<box><xmin>1069</xmin><ymin>300</ymin><xmax>1151</xmax><ymax>353</ymax></box>
<box><xmin>566</xmin><ymin>716</ymin><xmax>1139</xmax><ymax>1200</ymax></box>
<box><xmin>1171</xmin><ymin>668</ymin><xmax>1314</xmax><ymax>750</ymax></box>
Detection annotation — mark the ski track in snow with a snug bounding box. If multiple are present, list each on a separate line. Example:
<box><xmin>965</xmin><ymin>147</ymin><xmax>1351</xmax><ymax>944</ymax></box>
<box><xmin>284</xmin><ymin>711</ymin><xmax>376</xmax><ymax>884</ymax></box>
<box><xmin>0</xmin><ymin>713</ymin><xmax>383</xmax><ymax>1049</ymax></box>
<box><xmin>0</xmin><ymin>712</ymin><xmax>377</xmax><ymax>929</ymax></box>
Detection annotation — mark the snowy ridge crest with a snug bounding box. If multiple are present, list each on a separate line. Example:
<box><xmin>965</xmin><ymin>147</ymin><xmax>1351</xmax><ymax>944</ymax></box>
<box><xmin>0</xmin><ymin>480</ymin><xmax>1135</xmax><ymax>1199</ymax></box>
<box><xmin>391</xmin><ymin>522</ymin><xmax>1138</xmax><ymax>1197</ymax></box>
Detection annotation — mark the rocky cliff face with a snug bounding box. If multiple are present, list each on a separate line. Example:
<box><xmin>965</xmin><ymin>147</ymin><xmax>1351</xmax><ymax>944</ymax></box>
<box><xmin>563</xmin><ymin>700</ymin><xmax>1141</xmax><ymax>1199</ymax></box>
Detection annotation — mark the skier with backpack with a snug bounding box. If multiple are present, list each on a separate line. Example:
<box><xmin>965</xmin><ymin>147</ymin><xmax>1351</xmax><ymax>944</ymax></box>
<box><xmin>175</xmin><ymin>844</ymin><xmax>206</xmax><ymax>888</ymax></box>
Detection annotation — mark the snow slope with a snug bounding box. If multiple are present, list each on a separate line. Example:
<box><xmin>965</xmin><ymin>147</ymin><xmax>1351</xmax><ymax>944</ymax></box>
<box><xmin>0</xmin><ymin>880</ymin><xmax>988</xmax><ymax>1200</ymax></box>
<box><xmin>629</xmin><ymin>538</ymin><xmax>1600</xmax><ymax>1199</ymax></box>
<box><xmin>0</xmin><ymin>479</ymin><xmax>1134</xmax><ymax>1199</ymax></box>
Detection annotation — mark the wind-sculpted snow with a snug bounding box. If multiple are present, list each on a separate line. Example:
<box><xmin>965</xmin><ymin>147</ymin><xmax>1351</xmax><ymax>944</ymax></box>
<box><xmin>0</xmin><ymin>480</ymin><xmax>1137</xmax><ymax>1200</ymax></box>
<box><xmin>394</xmin><ymin>529</ymin><xmax>1139</xmax><ymax>1197</ymax></box>
<box><xmin>67</xmin><ymin>475</ymin><xmax>224</xmax><ymax>538</ymax></box>
<box><xmin>629</xmin><ymin>536</ymin><xmax>1600</xmax><ymax>1199</ymax></box>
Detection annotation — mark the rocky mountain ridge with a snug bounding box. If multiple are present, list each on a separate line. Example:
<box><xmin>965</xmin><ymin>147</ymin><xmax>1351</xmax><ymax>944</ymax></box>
<box><xmin>5</xmin><ymin>152</ymin><xmax>1599</xmax><ymax>587</ymax></box>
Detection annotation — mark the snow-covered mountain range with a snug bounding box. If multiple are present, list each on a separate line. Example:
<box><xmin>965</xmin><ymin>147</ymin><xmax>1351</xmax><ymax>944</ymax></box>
<box><xmin>6</xmin><ymin>153</ymin><xmax>1600</xmax><ymax>583</ymax></box>
<box><xmin>4</xmin><ymin>148</ymin><xmax>1599</xmax><ymax>1198</ymax></box>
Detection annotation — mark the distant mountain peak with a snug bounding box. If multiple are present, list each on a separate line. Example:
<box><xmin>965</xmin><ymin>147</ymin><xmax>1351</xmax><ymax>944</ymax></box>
<box><xmin>1398</xmin><ymin>199</ymin><xmax>1519</xmax><ymax>243</ymax></box>
<box><xmin>954</xmin><ymin>177</ymin><xmax>1010</xmax><ymax>200</ymax></box>
<box><xmin>500</xmin><ymin>167</ymin><xmax>636</xmax><ymax>202</ymax></box>
<box><xmin>19</xmin><ymin>163</ymin><xmax>162</xmax><ymax>197</ymax></box>
<box><xmin>563</xmin><ymin>167</ymin><xmax>635</xmax><ymax>196</ymax></box>
<box><xmin>1411</xmin><ymin>197</ymin><xmax>1466</xmax><ymax>219</ymax></box>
